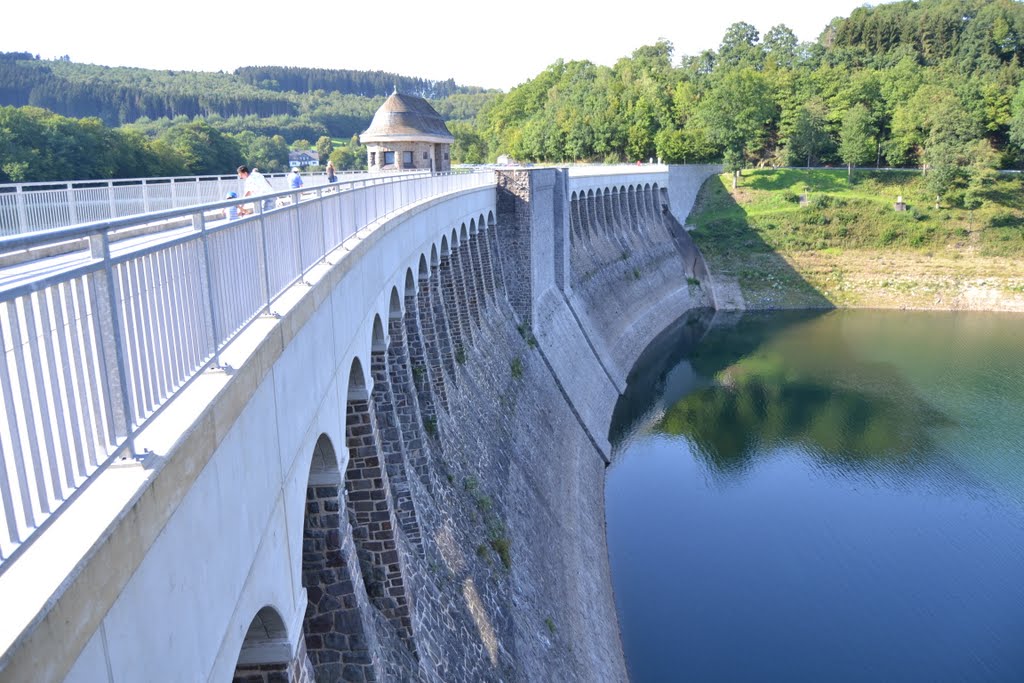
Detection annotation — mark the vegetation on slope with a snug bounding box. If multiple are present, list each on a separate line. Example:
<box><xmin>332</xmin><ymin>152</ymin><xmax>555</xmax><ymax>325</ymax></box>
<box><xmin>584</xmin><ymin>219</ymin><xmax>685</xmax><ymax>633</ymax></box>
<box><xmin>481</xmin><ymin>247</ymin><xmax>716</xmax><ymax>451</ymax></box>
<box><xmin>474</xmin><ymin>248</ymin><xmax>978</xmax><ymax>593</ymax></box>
<box><xmin>688</xmin><ymin>169</ymin><xmax>1024</xmax><ymax>309</ymax></box>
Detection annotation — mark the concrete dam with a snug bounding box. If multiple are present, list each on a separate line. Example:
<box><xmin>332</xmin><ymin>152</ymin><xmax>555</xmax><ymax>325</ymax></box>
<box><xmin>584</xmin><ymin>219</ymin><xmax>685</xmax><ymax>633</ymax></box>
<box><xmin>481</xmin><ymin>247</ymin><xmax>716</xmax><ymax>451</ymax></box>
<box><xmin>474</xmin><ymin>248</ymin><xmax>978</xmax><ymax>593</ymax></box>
<box><xmin>0</xmin><ymin>165</ymin><xmax>720</xmax><ymax>682</ymax></box>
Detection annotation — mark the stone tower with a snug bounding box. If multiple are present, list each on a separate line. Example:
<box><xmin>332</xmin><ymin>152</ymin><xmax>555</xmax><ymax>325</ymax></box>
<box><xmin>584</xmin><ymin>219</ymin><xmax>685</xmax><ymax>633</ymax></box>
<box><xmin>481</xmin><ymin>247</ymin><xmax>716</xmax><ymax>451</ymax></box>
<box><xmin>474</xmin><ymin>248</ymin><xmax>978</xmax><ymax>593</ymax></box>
<box><xmin>360</xmin><ymin>89</ymin><xmax>454</xmax><ymax>173</ymax></box>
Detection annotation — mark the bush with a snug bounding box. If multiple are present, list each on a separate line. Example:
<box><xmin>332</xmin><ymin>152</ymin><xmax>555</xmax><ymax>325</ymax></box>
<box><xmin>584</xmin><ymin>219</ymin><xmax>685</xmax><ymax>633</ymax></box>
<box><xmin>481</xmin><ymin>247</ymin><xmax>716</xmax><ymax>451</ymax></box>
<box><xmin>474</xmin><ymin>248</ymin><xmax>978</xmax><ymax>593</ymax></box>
<box><xmin>989</xmin><ymin>211</ymin><xmax>1023</xmax><ymax>229</ymax></box>
<box><xmin>809</xmin><ymin>194</ymin><xmax>833</xmax><ymax>209</ymax></box>
<box><xmin>878</xmin><ymin>226</ymin><xmax>901</xmax><ymax>246</ymax></box>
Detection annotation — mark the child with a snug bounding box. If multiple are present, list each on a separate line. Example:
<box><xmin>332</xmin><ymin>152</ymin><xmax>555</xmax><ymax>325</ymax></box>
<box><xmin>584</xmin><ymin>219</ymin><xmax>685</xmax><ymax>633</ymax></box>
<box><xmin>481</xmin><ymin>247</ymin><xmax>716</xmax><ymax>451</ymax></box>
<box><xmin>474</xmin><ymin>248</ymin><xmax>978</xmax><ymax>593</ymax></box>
<box><xmin>225</xmin><ymin>192</ymin><xmax>240</xmax><ymax>220</ymax></box>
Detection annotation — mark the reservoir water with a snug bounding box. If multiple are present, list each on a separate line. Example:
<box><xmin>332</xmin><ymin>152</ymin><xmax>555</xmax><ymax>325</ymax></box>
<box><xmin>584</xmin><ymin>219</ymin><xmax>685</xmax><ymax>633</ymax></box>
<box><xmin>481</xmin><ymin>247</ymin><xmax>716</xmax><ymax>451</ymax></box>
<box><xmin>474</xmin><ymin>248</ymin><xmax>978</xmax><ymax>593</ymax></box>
<box><xmin>606</xmin><ymin>309</ymin><xmax>1024</xmax><ymax>682</ymax></box>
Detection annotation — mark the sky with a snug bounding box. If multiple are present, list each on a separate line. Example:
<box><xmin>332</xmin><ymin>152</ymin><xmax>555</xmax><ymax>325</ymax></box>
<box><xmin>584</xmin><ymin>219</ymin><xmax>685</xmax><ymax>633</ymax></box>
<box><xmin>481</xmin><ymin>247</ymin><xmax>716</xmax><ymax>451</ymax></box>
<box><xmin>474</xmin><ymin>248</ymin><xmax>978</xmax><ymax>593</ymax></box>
<box><xmin>2</xmin><ymin>0</ymin><xmax>894</xmax><ymax>91</ymax></box>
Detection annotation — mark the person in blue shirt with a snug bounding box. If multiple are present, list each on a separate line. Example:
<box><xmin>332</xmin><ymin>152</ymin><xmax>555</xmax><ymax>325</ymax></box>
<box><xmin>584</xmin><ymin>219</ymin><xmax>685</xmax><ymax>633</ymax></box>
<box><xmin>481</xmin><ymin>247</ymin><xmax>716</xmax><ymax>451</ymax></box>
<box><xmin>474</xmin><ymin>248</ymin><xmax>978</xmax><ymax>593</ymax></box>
<box><xmin>289</xmin><ymin>167</ymin><xmax>303</xmax><ymax>189</ymax></box>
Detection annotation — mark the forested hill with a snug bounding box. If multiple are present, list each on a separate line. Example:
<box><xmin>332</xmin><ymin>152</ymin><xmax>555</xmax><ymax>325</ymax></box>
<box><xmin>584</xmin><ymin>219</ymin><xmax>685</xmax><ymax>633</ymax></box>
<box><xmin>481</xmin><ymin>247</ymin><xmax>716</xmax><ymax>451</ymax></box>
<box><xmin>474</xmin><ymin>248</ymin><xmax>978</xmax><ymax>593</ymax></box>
<box><xmin>0</xmin><ymin>53</ymin><xmax>489</xmax><ymax>127</ymax></box>
<box><xmin>472</xmin><ymin>0</ymin><xmax>1024</xmax><ymax>180</ymax></box>
<box><xmin>827</xmin><ymin>0</ymin><xmax>1024</xmax><ymax>67</ymax></box>
<box><xmin>233</xmin><ymin>66</ymin><xmax>484</xmax><ymax>99</ymax></box>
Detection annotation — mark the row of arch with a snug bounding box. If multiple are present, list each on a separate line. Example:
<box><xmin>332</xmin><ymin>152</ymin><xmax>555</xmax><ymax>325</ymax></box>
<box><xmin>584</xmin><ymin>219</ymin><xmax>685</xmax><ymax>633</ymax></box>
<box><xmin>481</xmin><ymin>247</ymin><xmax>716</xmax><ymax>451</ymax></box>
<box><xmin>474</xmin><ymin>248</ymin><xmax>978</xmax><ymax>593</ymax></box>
<box><xmin>233</xmin><ymin>209</ymin><xmax>502</xmax><ymax>682</ymax></box>
<box><xmin>568</xmin><ymin>183</ymin><xmax>669</xmax><ymax>287</ymax></box>
<box><xmin>569</xmin><ymin>182</ymin><xmax>664</xmax><ymax>247</ymax></box>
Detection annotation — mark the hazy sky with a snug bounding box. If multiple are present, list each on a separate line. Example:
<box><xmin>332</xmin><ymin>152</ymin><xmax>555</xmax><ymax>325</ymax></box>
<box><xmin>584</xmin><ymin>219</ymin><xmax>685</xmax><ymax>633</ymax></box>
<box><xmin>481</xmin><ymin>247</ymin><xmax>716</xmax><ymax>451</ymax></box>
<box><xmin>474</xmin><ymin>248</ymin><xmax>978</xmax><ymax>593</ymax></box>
<box><xmin>4</xmin><ymin>0</ymin><xmax>893</xmax><ymax>91</ymax></box>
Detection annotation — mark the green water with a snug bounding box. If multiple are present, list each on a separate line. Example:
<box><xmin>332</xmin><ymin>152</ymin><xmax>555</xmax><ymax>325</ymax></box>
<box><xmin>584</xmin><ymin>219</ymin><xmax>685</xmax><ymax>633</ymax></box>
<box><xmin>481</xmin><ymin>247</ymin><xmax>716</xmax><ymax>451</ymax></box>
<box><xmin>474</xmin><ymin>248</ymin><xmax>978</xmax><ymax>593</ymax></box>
<box><xmin>606</xmin><ymin>309</ymin><xmax>1024</xmax><ymax>682</ymax></box>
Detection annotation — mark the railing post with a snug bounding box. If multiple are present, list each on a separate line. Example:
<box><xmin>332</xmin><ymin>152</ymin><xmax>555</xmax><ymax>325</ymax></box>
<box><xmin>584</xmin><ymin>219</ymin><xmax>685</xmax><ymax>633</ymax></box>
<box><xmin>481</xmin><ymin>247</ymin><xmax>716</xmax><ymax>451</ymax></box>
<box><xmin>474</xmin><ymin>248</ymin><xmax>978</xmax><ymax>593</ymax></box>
<box><xmin>258</xmin><ymin>205</ymin><xmax>274</xmax><ymax>313</ymax></box>
<box><xmin>67</xmin><ymin>184</ymin><xmax>78</xmax><ymax>226</ymax></box>
<box><xmin>319</xmin><ymin>187</ymin><xmax>329</xmax><ymax>257</ymax></box>
<box><xmin>15</xmin><ymin>187</ymin><xmax>29</xmax><ymax>234</ymax></box>
<box><xmin>107</xmin><ymin>181</ymin><xmax>117</xmax><ymax>220</ymax></box>
<box><xmin>142</xmin><ymin>180</ymin><xmax>151</xmax><ymax>214</ymax></box>
<box><xmin>88</xmin><ymin>231</ymin><xmax>137</xmax><ymax>459</ymax></box>
<box><xmin>194</xmin><ymin>212</ymin><xmax>225</xmax><ymax>370</ymax></box>
<box><xmin>291</xmin><ymin>192</ymin><xmax>305</xmax><ymax>281</ymax></box>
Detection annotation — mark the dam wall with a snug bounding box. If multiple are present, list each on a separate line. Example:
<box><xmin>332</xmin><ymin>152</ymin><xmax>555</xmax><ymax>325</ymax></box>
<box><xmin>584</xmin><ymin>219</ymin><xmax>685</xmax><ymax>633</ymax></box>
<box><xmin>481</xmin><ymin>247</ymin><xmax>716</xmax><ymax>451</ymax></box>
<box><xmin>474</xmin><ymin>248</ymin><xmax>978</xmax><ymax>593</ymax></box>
<box><xmin>3</xmin><ymin>166</ymin><xmax>716</xmax><ymax>683</ymax></box>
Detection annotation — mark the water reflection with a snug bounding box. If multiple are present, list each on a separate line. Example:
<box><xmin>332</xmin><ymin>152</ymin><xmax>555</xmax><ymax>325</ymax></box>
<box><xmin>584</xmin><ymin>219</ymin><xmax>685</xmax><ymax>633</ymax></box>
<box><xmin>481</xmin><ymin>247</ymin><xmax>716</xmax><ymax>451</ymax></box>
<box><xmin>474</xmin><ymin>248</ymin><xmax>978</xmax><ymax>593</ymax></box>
<box><xmin>606</xmin><ymin>309</ymin><xmax>1024</xmax><ymax>683</ymax></box>
<box><xmin>659</xmin><ymin>347</ymin><xmax>954</xmax><ymax>477</ymax></box>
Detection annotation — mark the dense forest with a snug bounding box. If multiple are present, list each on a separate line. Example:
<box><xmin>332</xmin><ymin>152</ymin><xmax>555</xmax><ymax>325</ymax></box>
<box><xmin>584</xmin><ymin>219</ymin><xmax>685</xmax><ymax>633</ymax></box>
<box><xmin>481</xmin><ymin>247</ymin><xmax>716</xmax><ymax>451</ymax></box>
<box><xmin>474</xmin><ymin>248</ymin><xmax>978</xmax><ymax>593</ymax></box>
<box><xmin>0</xmin><ymin>54</ymin><xmax>496</xmax><ymax>182</ymax></box>
<box><xmin>4</xmin><ymin>0</ymin><xmax>1024</xmax><ymax>194</ymax></box>
<box><xmin>472</xmin><ymin>0</ymin><xmax>1024</xmax><ymax>194</ymax></box>
<box><xmin>232</xmin><ymin>66</ymin><xmax>484</xmax><ymax>98</ymax></box>
<box><xmin>0</xmin><ymin>53</ymin><xmax>492</xmax><ymax>138</ymax></box>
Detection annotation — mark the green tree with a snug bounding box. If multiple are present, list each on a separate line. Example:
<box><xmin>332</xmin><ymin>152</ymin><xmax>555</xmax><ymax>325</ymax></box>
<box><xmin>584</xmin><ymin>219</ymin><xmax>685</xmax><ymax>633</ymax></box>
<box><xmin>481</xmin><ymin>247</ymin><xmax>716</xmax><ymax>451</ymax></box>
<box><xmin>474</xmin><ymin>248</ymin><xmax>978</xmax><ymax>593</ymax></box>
<box><xmin>697</xmin><ymin>68</ymin><xmax>778</xmax><ymax>186</ymax></box>
<box><xmin>926</xmin><ymin>137</ymin><xmax>997</xmax><ymax>209</ymax></box>
<box><xmin>315</xmin><ymin>135</ymin><xmax>334</xmax><ymax>165</ymax></box>
<box><xmin>839</xmin><ymin>103</ymin><xmax>876</xmax><ymax>178</ymax></box>
<box><xmin>763</xmin><ymin>24</ymin><xmax>800</xmax><ymax>70</ymax></box>
<box><xmin>718</xmin><ymin>22</ymin><xmax>764</xmax><ymax>70</ymax></box>
<box><xmin>1008</xmin><ymin>79</ymin><xmax>1024</xmax><ymax>151</ymax></box>
<box><xmin>788</xmin><ymin>99</ymin><xmax>832</xmax><ymax>167</ymax></box>
<box><xmin>328</xmin><ymin>136</ymin><xmax>367</xmax><ymax>171</ymax></box>
<box><xmin>231</xmin><ymin>131</ymin><xmax>289</xmax><ymax>172</ymax></box>
<box><xmin>159</xmin><ymin>119</ymin><xmax>241</xmax><ymax>175</ymax></box>
<box><xmin>449</xmin><ymin>120</ymin><xmax>488</xmax><ymax>163</ymax></box>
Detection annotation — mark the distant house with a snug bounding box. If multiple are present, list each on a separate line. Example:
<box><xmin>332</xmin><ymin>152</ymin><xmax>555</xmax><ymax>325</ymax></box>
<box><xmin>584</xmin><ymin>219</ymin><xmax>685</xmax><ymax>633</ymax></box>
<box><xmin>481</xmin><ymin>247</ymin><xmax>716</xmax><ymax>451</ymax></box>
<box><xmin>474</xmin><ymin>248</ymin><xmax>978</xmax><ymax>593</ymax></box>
<box><xmin>360</xmin><ymin>89</ymin><xmax>453</xmax><ymax>173</ymax></box>
<box><xmin>289</xmin><ymin>150</ymin><xmax>319</xmax><ymax>168</ymax></box>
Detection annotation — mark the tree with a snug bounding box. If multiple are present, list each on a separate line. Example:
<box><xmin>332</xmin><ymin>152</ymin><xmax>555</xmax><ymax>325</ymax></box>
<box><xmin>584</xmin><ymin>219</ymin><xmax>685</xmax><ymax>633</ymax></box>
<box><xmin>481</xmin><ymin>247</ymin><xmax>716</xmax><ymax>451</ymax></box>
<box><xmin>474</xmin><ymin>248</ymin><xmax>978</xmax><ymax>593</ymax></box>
<box><xmin>719</xmin><ymin>22</ymin><xmax>764</xmax><ymax>70</ymax></box>
<box><xmin>159</xmin><ymin>119</ymin><xmax>241</xmax><ymax>175</ymax></box>
<box><xmin>448</xmin><ymin>120</ymin><xmax>488</xmax><ymax>163</ymax></box>
<box><xmin>1008</xmin><ymin>79</ymin><xmax>1024</xmax><ymax>151</ymax></box>
<box><xmin>231</xmin><ymin>131</ymin><xmax>289</xmax><ymax>173</ymax></box>
<box><xmin>697</xmin><ymin>68</ymin><xmax>778</xmax><ymax>186</ymax></box>
<box><xmin>315</xmin><ymin>135</ymin><xmax>334</xmax><ymax>165</ymax></box>
<box><xmin>763</xmin><ymin>24</ymin><xmax>800</xmax><ymax>70</ymax></box>
<box><xmin>926</xmin><ymin>137</ymin><xmax>997</xmax><ymax>209</ymax></box>
<box><xmin>839</xmin><ymin>103</ymin><xmax>876</xmax><ymax>178</ymax></box>
<box><xmin>788</xmin><ymin>100</ymin><xmax>831</xmax><ymax>167</ymax></box>
<box><xmin>329</xmin><ymin>136</ymin><xmax>367</xmax><ymax>171</ymax></box>
<box><xmin>963</xmin><ymin>139</ymin><xmax>999</xmax><ymax>227</ymax></box>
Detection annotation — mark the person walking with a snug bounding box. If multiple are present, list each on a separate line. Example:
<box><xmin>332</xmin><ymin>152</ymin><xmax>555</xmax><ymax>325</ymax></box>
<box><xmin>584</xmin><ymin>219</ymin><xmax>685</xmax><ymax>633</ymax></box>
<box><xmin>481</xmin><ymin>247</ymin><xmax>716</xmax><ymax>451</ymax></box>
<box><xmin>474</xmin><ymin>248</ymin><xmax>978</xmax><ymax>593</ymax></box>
<box><xmin>289</xmin><ymin>167</ymin><xmax>303</xmax><ymax>189</ymax></box>
<box><xmin>326</xmin><ymin>160</ymin><xmax>337</xmax><ymax>183</ymax></box>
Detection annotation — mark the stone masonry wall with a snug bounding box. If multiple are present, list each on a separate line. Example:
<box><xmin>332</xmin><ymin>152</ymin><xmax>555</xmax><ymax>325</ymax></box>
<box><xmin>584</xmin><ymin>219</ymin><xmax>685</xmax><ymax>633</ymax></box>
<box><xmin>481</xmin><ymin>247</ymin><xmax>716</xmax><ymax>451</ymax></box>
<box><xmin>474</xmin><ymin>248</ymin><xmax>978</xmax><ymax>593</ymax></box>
<box><xmin>286</xmin><ymin>166</ymin><xmax>715</xmax><ymax>682</ymax></box>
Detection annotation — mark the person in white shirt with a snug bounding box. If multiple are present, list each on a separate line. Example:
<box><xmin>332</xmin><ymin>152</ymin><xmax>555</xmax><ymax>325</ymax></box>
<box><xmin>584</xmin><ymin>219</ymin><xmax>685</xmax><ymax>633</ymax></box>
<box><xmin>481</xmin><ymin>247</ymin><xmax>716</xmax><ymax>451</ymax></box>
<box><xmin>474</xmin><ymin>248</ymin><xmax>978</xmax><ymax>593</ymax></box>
<box><xmin>236</xmin><ymin>165</ymin><xmax>275</xmax><ymax>214</ymax></box>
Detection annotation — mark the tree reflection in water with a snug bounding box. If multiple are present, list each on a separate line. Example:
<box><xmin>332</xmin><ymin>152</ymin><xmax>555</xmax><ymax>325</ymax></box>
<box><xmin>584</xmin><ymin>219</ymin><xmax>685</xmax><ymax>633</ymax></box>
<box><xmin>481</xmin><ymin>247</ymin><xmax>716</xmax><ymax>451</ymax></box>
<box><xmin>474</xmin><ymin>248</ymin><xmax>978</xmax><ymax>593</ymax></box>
<box><xmin>614</xmin><ymin>309</ymin><xmax>956</xmax><ymax>478</ymax></box>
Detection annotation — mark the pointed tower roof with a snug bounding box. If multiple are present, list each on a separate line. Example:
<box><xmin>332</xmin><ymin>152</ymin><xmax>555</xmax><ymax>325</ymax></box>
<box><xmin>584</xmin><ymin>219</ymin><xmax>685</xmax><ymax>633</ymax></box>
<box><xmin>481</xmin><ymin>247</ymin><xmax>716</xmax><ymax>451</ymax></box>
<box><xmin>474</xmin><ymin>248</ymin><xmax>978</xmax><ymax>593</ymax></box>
<box><xmin>360</xmin><ymin>92</ymin><xmax>454</xmax><ymax>144</ymax></box>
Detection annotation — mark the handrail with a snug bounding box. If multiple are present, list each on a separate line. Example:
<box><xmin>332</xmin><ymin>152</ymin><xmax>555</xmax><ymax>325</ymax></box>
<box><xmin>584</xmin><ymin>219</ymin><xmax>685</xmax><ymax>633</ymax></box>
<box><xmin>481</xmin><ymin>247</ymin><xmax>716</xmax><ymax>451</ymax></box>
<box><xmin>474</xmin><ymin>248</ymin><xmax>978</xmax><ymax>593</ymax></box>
<box><xmin>0</xmin><ymin>170</ymin><xmax>496</xmax><ymax>570</ymax></box>
<box><xmin>0</xmin><ymin>169</ymin><xmax>426</xmax><ymax>237</ymax></box>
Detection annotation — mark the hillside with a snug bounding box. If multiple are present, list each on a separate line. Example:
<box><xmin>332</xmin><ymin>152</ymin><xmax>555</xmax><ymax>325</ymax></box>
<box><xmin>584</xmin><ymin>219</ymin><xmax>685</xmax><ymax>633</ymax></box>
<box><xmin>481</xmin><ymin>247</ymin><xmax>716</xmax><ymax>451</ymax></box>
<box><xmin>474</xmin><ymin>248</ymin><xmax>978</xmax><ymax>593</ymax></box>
<box><xmin>0</xmin><ymin>52</ymin><xmax>495</xmax><ymax>134</ymax></box>
<box><xmin>473</xmin><ymin>0</ymin><xmax>1024</xmax><ymax>167</ymax></box>
<box><xmin>688</xmin><ymin>169</ymin><xmax>1024</xmax><ymax>310</ymax></box>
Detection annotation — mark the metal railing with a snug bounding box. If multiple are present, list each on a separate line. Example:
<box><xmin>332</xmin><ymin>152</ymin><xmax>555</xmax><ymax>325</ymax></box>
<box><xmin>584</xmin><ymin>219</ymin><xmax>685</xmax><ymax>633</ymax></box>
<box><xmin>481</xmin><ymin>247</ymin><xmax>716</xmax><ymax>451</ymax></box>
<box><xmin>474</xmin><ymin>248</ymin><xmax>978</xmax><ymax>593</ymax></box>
<box><xmin>0</xmin><ymin>169</ymin><xmax>418</xmax><ymax>237</ymax></box>
<box><xmin>0</xmin><ymin>170</ymin><xmax>495</xmax><ymax>568</ymax></box>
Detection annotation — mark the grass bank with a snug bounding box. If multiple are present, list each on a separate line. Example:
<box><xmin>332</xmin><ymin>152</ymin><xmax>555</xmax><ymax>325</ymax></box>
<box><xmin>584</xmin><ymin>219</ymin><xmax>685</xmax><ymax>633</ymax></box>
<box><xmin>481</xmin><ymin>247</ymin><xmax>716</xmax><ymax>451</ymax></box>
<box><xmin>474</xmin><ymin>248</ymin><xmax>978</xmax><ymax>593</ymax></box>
<box><xmin>688</xmin><ymin>169</ymin><xmax>1024</xmax><ymax>310</ymax></box>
